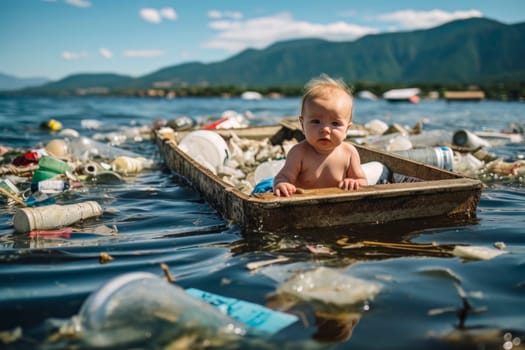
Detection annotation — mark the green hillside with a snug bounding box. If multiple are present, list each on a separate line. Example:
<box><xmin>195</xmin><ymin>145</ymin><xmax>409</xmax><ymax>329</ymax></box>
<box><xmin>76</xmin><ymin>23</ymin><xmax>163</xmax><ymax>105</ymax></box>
<box><xmin>14</xmin><ymin>17</ymin><xmax>525</xmax><ymax>94</ymax></box>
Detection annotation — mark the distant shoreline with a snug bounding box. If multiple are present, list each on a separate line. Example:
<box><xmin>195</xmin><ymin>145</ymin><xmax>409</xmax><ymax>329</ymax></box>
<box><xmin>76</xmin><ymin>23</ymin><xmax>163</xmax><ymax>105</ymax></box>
<box><xmin>1</xmin><ymin>81</ymin><xmax>524</xmax><ymax>101</ymax></box>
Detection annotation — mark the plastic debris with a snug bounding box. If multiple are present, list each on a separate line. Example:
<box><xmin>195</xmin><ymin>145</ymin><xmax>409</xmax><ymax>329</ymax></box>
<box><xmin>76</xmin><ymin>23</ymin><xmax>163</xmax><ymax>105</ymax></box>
<box><xmin>246</xmin><ymin>256</ymin><xmax>289</xmax><ymax>271</ymax></box>
<box><xmin>452</xmin><ymin>245</ymin><xmax>508</xmax><ymax>261</ymax></box>
<box><xmin>276</xmin><ymin>267</ymin><xmax>382</xmax><ymax>306</ymax></box>
<box><xmin>75</xmin><ymin>272</ymin><xmax>247</xmax><ymax>348</ymax></box>
<box><xmin>13</xmin><ymin>201</ymin><xmax>103</xmax><ymax>233</ymax></box>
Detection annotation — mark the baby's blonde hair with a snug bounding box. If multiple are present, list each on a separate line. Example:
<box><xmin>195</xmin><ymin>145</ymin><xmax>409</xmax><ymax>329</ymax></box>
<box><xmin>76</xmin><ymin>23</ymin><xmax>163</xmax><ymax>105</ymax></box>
<box><xmin>301</xmin><ymin>74</ymin><xmax>353</xmax><ymax>120</ymax></box>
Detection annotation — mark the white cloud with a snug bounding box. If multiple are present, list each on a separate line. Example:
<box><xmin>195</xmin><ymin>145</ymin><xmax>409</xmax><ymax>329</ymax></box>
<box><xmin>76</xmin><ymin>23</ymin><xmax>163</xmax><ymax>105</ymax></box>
<box><xmin>124</xmin><ymin>50</ymin><xmax>165</xmax><ymax>57</ymax></box>
<box><xmin>203</xmin><ymin>12</ymin><xmax>378</xmax><ymax>52</ymax></box>
<box><xmin>62</xmin><ymin>51</ymin><xmax>88</xmax><ymax>60</ymax></box>
<box><xmin>160</xmin><ymin>7</ymin><xmax>177</xmax><ymax>20</ymax></box>
<box><xmin>140</xmin><ymin>7</ymin><xmax>177</xmax><ymax>23</ymax></box>
<box><xmin>207</xmin><ymin>10</ymin><xmax>243</xmax><ymax>20</ymax></box>
<box><xmin>99</xmin><ymin>48</ymin><xmax>113</xmax><ymax>59</ymax></box>
<box><xmin>140</xmin><ymin>8</ymin><xmax>162</xmax><ymax>23</ymax></box>
<box><xmin>64</xmin><ymin>0</ymin><xmax>91</xmax><ymax>8</ymax></box>
<box><xmin>374</xmin><ymin>9</ymin><xmax>483</xmax><ymax>30</ymax></box>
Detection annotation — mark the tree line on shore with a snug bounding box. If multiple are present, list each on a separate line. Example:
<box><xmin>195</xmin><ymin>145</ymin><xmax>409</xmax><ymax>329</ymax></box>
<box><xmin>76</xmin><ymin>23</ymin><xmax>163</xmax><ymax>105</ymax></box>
<box><xmin>27</xmin><ymin>81</ymin><xmax>522</xmax><ymax>100</ymax></box>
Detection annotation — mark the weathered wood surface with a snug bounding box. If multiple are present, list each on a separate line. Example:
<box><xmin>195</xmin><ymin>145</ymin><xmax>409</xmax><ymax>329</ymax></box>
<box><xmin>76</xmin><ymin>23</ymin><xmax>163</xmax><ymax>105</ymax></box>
<box><xmin>156</xmin><ymin>128</ymin><xmax>483</xmax><ymax>233</ymax></box>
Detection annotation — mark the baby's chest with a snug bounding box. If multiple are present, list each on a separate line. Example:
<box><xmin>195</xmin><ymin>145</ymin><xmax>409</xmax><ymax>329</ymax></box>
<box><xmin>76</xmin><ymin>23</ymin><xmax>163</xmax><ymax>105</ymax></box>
<box><xmin>299</xmin><ymin>162</ymin><xmax>347</xmax><ymax>187</ymax></box>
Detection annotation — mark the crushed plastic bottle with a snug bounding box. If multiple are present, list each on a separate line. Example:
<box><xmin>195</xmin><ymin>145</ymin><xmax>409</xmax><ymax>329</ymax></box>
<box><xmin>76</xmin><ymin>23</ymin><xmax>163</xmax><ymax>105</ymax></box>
<box><xmin>66</xmin><ymin>136</ymin><xmax>141</xmax><ymax>161</ymax></box>
<box><xmin>75</xmin><ymin>272</ymin><xmax>247</xmax><ymax>348</ymax></box>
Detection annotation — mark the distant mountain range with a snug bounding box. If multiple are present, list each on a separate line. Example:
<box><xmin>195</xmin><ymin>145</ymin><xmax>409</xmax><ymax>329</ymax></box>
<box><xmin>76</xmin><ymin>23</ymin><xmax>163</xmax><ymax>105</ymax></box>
<box><xmin>6</xmin><ymin>17</ymin><xmax>525</xmax><ymax>95</ymax></box>
<box><xmin>0</xmin><ymin>73</ymin><xmax>49</xmax><ymax>91</ymax></box>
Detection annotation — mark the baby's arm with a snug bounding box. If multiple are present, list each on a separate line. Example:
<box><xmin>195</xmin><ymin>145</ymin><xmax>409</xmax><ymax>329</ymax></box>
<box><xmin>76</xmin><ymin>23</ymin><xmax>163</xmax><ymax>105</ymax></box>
<box><xmin>273</xmin><ymin>145</ymin><xmax>303</xmax><ymax>197</ymax></box>
<box><xmin>339</xmin><ymin>144</ymin><xmax>368</xmax><ymax>190</ymax></box>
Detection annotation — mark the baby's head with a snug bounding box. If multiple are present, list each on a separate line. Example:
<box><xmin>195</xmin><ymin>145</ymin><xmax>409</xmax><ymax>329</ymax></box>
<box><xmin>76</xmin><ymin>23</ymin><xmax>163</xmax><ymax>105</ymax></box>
<box><xmin>301</xmin><ymin>74</ymin><xmax>353</xmax><ymax>123</ymax></box>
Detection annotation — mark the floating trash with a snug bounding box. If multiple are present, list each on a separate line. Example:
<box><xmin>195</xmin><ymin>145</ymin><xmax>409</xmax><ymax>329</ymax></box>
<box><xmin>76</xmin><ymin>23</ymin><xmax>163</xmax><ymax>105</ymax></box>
<box><xmin>13</xmin><ymin>201</ymin><xmax>103</xmax><ymax>233</ymax></box>
<box><xmin>275</xmin><ymin>267</ymin><xmax>382</xmax><ymax>306</ymax></box>
<box><xmin>452</xmin><ymin>245</ymin><xmax>508</xmax><ymax>261</ymax></box>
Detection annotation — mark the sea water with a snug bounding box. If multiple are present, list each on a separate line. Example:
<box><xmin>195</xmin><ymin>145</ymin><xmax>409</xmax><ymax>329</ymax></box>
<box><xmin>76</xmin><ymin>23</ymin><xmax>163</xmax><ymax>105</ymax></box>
<box><xmin>0</xmin><ymin>96</ymin><xmax>524</xmax><ymax>349</ymax></box>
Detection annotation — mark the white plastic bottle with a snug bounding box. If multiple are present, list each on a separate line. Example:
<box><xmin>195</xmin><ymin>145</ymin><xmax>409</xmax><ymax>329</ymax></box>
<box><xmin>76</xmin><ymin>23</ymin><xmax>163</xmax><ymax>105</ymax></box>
<box><xmin>110</xmin><ymin>156</ymin><xmax>150</xmax><ymax>174</ymax></box>
<box><xmin>13</xmin><ymin>201</ymin><xmax>103</xmax><ymax>233</ymax></box>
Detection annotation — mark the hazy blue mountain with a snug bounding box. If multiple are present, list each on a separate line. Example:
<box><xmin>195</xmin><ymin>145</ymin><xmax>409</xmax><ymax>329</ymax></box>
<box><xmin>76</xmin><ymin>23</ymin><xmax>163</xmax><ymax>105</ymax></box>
<box><xmin>12</xmin><ymin>17</ymin><xmax>525</xmax><ymax>93</ymax></box>
<box><xmin>0</xmin><ymin>73</ymin><xmax>49</xmax><ymax>91</ymax></box>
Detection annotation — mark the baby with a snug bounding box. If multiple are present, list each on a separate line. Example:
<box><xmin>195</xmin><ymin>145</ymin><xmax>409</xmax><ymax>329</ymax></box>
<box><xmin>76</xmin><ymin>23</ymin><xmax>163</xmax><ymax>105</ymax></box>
<box><xmin>273</xmin><ymin>75</ymin><xmax>367</xmax><ymax>197</ymax></box>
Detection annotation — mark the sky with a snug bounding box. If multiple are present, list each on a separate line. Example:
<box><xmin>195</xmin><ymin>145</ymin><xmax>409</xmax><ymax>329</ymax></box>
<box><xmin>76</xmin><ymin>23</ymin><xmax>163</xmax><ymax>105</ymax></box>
<box><xmin>1</xmin><ymin>0</ymin><xmax>524</xmax><ymax>81</ymax></box>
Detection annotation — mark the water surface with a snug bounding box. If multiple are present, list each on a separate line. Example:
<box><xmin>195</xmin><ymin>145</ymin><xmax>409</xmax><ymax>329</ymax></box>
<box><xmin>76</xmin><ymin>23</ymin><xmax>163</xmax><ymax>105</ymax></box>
<box><xmin>0</xmin><ymin>96</ymin><xmax>524</xmax><ymax>349</ymax></box>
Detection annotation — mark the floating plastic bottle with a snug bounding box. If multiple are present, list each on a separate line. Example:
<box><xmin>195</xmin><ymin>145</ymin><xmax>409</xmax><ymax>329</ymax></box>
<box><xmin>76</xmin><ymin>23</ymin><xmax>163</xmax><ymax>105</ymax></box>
<box><xmin>38</xmin><ymin>155</ymin><xmax>72</xmax><ymax>174</ymax></box>
<box><xmin>67</xmin><ymin>136</ymin><xmax>141</xmax><ymax>161</ymax></box>
<box><xmin>13</xmin><ymin>201</ymin><xmax>103</xmax><ymax>233</ymax></box>
<box><xmin>24</xmin><ymin>191</ymin><xmax>56</xmax><ymax>207</ymax></box>
<box><xmin>452</xmin><ymin>129</ymin><xmax>491</xmax><ymax>148</ymax></box>
<box><xmin>0</xmin><ymin>178</ymin><xmax>20</xmax><ymax>195</ymax></box>
<box><xmin>76</xmin><ymin>272</ymin><xmax>247</xmax><ymax>348</ymax></box>
<box><xmin>30</xmin><ymin>179</ymin><xmax>70</xmax><ymax>193</ymax></box>
<box><xmin>394</xmin><ymin>146</ymin><xmax>454</xmax><ymax>171</ymax></box>
<box><xmin>31</xmin><ymin>169</ymin><xmax>62</xmax><ymax>183</ymax></box>
<box><xmin>110</xmin><ymin>156</ymin><xmax>150</xmax><ymax>175</ymax></box>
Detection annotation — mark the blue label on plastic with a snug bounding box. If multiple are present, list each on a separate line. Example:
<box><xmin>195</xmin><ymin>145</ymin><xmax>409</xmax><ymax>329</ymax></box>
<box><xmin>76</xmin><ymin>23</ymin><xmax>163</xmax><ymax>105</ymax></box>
<box><xmin>186</xmin><ymin>288</ymin><xmax>298</xmax><ymax>334</ymax></box>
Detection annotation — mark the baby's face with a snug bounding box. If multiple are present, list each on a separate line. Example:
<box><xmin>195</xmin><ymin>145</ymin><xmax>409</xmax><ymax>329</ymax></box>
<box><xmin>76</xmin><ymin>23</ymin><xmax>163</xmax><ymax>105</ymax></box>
<box><xmin>301</xmin><ymin>89</ymin><xmax>352</xmax><ymax>154</ymax></box>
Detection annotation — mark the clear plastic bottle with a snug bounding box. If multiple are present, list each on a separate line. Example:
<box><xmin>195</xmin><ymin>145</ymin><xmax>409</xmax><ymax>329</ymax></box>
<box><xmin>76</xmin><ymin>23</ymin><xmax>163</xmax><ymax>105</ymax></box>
<box><xmin>30</xmin><ymin>179</ymin><xmax>70</xmax><ymax>193</ymax></box>
<box><xmin>394</xmin><ymin>146</ymin><xmax>454</xmax><ymax>171</ymax></box>
<box><xmin>76</xmin><ymin>272</ymin><xmax>246</xmax><ymax>348</ymax></box>
<box><xmin>66</xmin><ymin>136</ymin><xmax>141</xmax><ymax>161</ymax></box>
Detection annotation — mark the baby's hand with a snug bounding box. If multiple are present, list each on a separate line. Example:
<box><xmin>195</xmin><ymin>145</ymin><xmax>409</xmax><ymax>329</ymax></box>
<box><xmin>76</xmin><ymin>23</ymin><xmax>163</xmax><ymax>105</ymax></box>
<box><xmin>339</xmin><ymin>178</ymin><xmax>360</xmax><ymax>191</ymax></box>
<box><xmin>274</xmin><ymin>182</ymin><xmax>297</xmax><ymax>197</ymax></box>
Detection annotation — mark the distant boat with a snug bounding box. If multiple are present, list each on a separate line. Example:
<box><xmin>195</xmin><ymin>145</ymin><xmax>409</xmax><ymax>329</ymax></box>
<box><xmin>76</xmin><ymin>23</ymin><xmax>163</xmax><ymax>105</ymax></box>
<box><xmin>444</xmin><ymin>90</ymin><xmax>485</xmax><ymax>101</ymax></box>
<box><xmin>241</xmin><ymin>91</ymin><xmax>263</xmax><ymax>100</ymax></box>
<box><xmin>356</xmin><ymin>90</ymin><xmax>378</xmax><ymax>100</ymax></box>
<box><xmin>383</xmin><ymin>88</ymin><xmax>421</xmax><ymax>103</ymax></box>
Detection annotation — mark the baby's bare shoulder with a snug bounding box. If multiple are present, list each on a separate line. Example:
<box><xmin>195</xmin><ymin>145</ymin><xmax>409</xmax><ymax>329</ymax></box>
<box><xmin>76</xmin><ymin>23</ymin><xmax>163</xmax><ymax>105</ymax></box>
<box><xmin>342</xmin><ymin>142</ymin><xmax>358</xmax><ymax>153</ymax></box>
